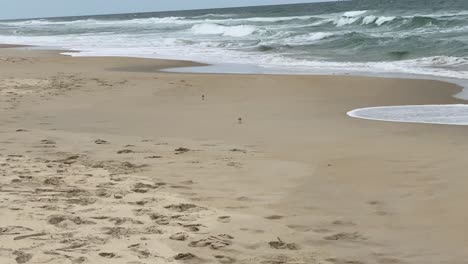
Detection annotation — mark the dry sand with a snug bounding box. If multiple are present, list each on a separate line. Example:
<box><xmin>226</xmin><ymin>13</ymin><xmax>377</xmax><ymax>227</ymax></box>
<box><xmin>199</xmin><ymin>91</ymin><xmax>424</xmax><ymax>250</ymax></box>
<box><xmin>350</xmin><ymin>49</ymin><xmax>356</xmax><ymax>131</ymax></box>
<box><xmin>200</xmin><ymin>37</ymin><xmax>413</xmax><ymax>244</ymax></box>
<box><xmin>0</xmin><ymin>46</ymin><xmax>468</xmax><ymax>264</ymax></box>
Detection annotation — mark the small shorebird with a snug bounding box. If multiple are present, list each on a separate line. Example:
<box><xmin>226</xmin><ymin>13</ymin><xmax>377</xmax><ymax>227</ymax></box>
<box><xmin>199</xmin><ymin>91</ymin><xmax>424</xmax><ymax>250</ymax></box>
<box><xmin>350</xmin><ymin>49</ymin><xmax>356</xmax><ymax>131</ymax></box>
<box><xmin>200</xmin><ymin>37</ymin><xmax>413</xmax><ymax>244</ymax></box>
<box><xmin>238</xmin><ymin>117</ymin><xmax>242</xmax><ymax>124</ymax></box>
<box><xmin>202</xmin><ymin>95</ymin><xmax>205</xmax><ymax>100</ymax></box>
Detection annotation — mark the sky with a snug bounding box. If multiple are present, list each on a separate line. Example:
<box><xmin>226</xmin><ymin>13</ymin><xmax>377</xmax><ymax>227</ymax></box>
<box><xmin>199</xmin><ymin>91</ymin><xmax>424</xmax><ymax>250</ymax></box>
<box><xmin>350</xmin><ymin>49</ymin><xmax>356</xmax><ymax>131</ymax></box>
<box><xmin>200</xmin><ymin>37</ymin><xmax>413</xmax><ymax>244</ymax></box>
<box><xmin>0</xmin><ymin>0</ymin><xmax>331</xmax><ymax>20</ymax></box>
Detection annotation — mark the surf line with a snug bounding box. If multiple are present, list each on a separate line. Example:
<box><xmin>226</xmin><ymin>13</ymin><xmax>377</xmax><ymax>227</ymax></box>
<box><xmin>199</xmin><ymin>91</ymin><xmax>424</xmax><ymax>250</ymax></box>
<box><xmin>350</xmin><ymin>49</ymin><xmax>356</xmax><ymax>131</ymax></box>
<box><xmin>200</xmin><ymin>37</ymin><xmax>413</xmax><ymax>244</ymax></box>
<box><xmin>347</xmin><ymin>104</ymin><xmax>468</xmax><ymax>125</ymax></box>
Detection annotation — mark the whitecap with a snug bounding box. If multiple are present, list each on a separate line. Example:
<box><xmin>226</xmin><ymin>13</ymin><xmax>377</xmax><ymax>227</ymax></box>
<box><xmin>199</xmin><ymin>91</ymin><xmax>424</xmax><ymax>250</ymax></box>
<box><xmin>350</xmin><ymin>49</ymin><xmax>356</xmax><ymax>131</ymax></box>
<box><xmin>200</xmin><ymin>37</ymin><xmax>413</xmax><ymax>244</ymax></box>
<box><xmin>190</xmin><ymin>23</ymin><xmax>256</xmax><ymax>37</ymax></box>
<box><xmin>334</xmin><ymin>10</ymin><xmax>367</xmax><ymax>26</ymax></box>
<box><xmin>335</xmin><ymin>16</ymin><xmax>360</xmax><ymax>26</ymax></box>
<box><xmin>375</xmin><ymin>16</ymin><xmax>396</xmax><ymax>26</ymax></box>
<box><xmin>342</xmin><ymin>10</ymin><xmax>368</xmax><ymax>17</ymax></box>
<box><xmin>362</xmin><ymin>16</ymin><xmax>377</xmax><ymax>25</ymax></box>
<box><xmin>284</xmin><ymin>32</ymin><xmax>334</xmax><ymax>45</ymax></box>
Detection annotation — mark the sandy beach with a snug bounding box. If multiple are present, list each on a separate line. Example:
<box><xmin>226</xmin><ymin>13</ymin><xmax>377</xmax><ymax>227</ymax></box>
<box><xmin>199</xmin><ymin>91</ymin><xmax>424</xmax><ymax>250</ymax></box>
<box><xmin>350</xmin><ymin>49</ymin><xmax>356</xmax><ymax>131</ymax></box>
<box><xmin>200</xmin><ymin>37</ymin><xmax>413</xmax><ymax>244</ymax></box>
<box><xmin>1</xmin><ymin>46</ymin><xmax>468</xmax><ymax>264</ymax></box>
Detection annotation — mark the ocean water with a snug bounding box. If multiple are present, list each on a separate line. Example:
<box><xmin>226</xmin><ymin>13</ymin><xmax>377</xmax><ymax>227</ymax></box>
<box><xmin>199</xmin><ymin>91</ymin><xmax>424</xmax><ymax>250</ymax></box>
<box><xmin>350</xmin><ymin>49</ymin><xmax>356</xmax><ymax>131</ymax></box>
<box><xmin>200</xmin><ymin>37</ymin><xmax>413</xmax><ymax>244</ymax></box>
<box><xmin>0</xmin><ymin>0</ymin><xmax>468</xmax><ymax>79</ymax></box>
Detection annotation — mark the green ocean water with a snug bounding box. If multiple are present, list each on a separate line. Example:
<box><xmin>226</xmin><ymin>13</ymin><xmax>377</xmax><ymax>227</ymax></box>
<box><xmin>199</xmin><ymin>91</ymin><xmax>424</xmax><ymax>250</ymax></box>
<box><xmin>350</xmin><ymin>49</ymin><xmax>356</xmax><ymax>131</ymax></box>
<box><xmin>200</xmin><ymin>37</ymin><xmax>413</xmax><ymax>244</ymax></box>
<box><xmin>1</xmin><ymin>0</ymin><xmax>468</xmax><ymax>78</ymax></box>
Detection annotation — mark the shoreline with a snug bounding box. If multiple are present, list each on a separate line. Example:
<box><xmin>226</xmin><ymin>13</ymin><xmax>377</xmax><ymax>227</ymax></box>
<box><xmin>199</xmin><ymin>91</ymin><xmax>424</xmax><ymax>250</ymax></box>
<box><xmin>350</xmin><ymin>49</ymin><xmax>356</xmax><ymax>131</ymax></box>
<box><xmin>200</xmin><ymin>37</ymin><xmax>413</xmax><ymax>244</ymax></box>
<box><xmin>45</xmin><ymin>44</ymin><xmax>468</xmax><ymax>101</ymax></box>
<box><xmin>1</xmin><ymin>45</ymin><xmax>468</xmax><ymax>264</ymax></box>
<box><xmin>5</xmin><ymin>43</ymin><xmax>468</xmax><ymax>102</ymax></box>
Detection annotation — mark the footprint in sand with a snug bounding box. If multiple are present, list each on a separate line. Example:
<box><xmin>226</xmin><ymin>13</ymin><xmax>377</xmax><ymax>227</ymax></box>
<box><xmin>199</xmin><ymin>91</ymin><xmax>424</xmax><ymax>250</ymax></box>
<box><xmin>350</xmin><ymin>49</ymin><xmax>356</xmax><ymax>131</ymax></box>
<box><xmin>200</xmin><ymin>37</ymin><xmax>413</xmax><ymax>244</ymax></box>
<box><xmin>217</xmin><ymin>216</ymin><xmax>231</xmax><ymax>223</ymax></box>
<box><xmin>41</xmin><ymin>139</ymin><xmax>56</xmax><ymax>145</ymax></box>
<box><xmin>230</xmin><ymin>148</ymin><xmax>246</xmax><ymax>153</ymax></box>
<box><xmin>143</xmin><ymin>226</ymin><xmax>164</xmax><ymax>235</ymax></box>
<box><xmin>108</xmin><ymin>217</ymin><xmax>144</xmax><ymax>226</ymax></box>
<box><xmin>332</xmin><ymin>220</ymin><xmax>356</xmax><ymax>226</ymax></box>
<box><xmin>43</xmin><ymin>177</ymin><xmax>63</xmax><ymax>186</ymax></box>
<box><xmin>94</xmin><ymin>139</ymin><xmax>109</xmax><ymax>145</ymax></box>
<box><xmin>268</xmin><ymin>237</ymin><xmax>299</xmax><ymax>250</ymax></box>
<box><xmin>215</xmin><ymin>255</ymin><xmax>236</xmax><ymax>264</ymax></box>
<box><xmin>174</xmin><ymin>253</ymin><xmax>197</xmax><ymax>260</ymax></box>
<box><xmin>14</xmin><ymin>251</ymin><xmax>33</xmax><ymax>264</ymax></box>
<box><xmin>134</xmin><ymin>182</ymin><xmax>164</xmax><ymax>189</ymax></box>
<box><xmin>57</xmin><ymin>155</ymin><xmax>80</xmax><ymax>165</ymax></box>
<box><xmin>47</xmin><ymin>215</ymin><xmax>95</xmax><ymax>228</ymax></box>
<box><xmin>174</xmin><ymin>147</ymin><xmax>190</xmax><ymax>154</ymax></box>
<box><xmin>170</xmin><ymin>184</ymin><xmax>192</xmax><ymax>190</ymax></box>
<box><xmin>189</xmin><ymin>234</ymin><xmax>234</xmax><ymax>250</ymax></box>
<box><xmin>102</xmin><ymin>227</ymin><xmax>134</xmax><ymax>238</ymax></box>
<box><xmin>170</xmin><ymin>232</ymin><xmax>189</xmax><ymax>241</ymax></box>
<box><xmin>164</xmin><ymin>203</ymin><xmax>204</xmax><ymax>212</ymax></box>
<box><xmin>95</xmin><ymin>188</ymin><xmax>113</xmax><ymax>198</ymax></box>
<box><xmin>286</xmin><ymin>225</ymin><xmax>312</xmax><ymax>232</ymax></box>
<box><xmin>132</xmin><ymin>188</ymin><xmax>149</xmax><ymax>193</ymax></box>
<box><xmin>326</xmin><ymin>258</ymin><xmax>365</xmax><ymax>264</ymax></box>
<box><xmin>149</xmin><ymin>213</ymin><xmax>172</xmax><ymax>225</ymax></box>
<box><xmin>128</xmin><ymin>244</ymin><xmax>151</xmax><ymax>259</ymax></box>
<box><xmin>323</xmin><ymin>232</ymin><xmax>366</xmax><ymax>241</ymax></box>
<box><xmin>227</xmin><ymin>162</ymin><xmax>242</xmax><ymax>168</ymax></box>
<box><xmin>98</xmin><ymin>252</ymin><xmax>116</xmax><ymax>258</ymax></box>
<box><xmin>132</xmin><ymin>182</ymin><xmax>161</xmax><ymax>193</ymax></box>
<box><xmin>145</xmin><ymin>155</ymin><xmax>162</xmax><ymax>159</ymax></box>
<box><xmin>182</xmin><ymin>224</ymin><xmax>204</xmax><ymax>232</ymax></box>
<box><xmin>71</xmin><ymin>256</ymin><xmax>87</xmax><ymax>264</ymax></box>
<box><xmin>264</xmin><ymin>215</ymin><xmax>284</xmax><ymax>220</ymax></box>
<box><xmin>117</xmin><ymin>149</ymin><xmax>135</xmax><ymax>154</ymax></box>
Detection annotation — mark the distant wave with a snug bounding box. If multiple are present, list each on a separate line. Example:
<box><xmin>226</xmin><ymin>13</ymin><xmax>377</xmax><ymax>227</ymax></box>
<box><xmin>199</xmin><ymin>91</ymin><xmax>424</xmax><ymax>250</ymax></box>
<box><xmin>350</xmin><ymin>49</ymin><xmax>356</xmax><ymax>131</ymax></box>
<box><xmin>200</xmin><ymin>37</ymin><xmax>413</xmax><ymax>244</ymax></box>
<box><xmin>283</xmin><ymin>32</ymin><xmax>335</xmax><ymax>45</ymax></box>
<box><xmin>191</xmin><ymin>23</ymin><xmax>257</xmax><ymax>37</ymax></box>
<box><xmin>4</xmin><ymin>10</ymin><xmax>466</xmax><ymax>30</ymax></box>
<box><xmin>361</xmin><ymin>16</ymin><xmax>396</xmax><ymax>26</ymax></box>
<box><xmin>1</xmin><ymin>15</ymin><xmax>319</xmax><ymax>27</ymax></box>
<box><xmin>192</xmin><ymin>13</ymin><xmax>237</xmax><ymax>19</ymax></box>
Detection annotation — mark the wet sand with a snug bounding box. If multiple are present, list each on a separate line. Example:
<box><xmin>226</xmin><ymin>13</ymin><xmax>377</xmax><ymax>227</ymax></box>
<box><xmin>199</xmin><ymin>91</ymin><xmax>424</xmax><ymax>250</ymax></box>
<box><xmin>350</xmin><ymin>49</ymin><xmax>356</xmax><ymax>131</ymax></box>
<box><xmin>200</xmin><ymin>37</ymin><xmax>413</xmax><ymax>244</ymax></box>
<box><xmin>1</xmin><ymin>46</ymin><xmax>468</xmax><ymax>264</ymax></box>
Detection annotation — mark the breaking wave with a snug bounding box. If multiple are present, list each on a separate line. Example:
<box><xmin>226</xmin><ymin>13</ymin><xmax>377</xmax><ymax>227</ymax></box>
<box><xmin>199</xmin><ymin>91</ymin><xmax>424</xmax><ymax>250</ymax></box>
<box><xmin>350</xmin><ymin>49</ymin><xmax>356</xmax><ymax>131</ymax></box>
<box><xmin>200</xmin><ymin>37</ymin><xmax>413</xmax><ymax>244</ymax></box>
<box><xmin>190</xmin><ymin>23</ymin><xmax>256</xmax><ymax>37</ymax></box>
<box><xmin>1</xmin><ymin>0</ymin><xmax>468</xmax><ymax>79</ymax></box>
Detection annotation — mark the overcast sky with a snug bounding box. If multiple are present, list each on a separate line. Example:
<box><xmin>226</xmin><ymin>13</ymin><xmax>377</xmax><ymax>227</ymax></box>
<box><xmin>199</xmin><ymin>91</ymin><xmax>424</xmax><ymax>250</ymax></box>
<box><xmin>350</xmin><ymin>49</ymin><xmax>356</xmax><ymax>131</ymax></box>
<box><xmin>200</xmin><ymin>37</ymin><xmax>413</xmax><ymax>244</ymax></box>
<box><xmin>0</xmin><ymin>0</ymin><xmax>332</xmax><ymax>20</ymax></box>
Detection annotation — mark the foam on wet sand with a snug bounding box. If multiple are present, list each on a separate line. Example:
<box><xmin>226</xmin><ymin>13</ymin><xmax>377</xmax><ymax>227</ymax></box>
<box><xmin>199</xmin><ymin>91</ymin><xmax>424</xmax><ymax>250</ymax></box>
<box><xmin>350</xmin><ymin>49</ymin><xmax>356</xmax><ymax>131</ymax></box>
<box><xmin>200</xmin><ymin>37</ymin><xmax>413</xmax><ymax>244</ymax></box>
<box><xmin>348</xmin><ymin>104</ymin><xmax>468</xmax><ymax>125</ymax></box>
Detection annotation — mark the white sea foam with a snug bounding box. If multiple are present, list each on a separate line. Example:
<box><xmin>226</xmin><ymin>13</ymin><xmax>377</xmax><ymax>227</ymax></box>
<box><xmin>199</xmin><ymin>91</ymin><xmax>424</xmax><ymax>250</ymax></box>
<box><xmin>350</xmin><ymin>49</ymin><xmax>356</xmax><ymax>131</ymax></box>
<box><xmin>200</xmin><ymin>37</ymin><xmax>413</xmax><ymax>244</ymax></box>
<box><xmin>334</xmin><ymin>10</ymin><xmax>368</xmax><ymax>26</ymax></box>
<box><xmin>375</xmin><ymin>16</ymin><xmax>396</xmax><ymax>26</ymax></box>
<box><xmin>2</xmin><ymin>19</ymin><xmax>101</xmax><ymax>26</ymax></box>
<box><xmin>342</xmin><ymin>10</ymin><xmax>368</xmax><ymax>17</ymax></box>
<box><xmin>192</xmin><ymin>14</ymin><xmax>237</xmax><ymax>18</ymax></box>
<box><xmin>335</xmin><ymin>17</ymin><xmax>360</xmax><ymax>26</ymax></box>
<box><xmin>347</xmin><ymin>105</ymin><xmax>468</xmax><ymax>125</ymax></box>
<box><xmin>362</xmin><ymin>16</ymin><xmax>377</xmax><ymax>24</ymax></box>
<box><xmin>362</xmin><ymin>16</ymin><xmax>398</xmax><ymax>26</ymax></box>
<box><xmin>236</xmin><ymin>15</ymin><xmax>315</xmax><ymax>22</ymax></box>
<box><xmin>2</xmin><ymin>29</ymin><xmax>467</xmax><ymax>80</ymax></box>
<box><xmin>0</xmin><ymin>15</ymin><xmax>319</xmax><ymax>28</ymax></box>
<box><xmin>284</xmin><ymin>32</ymin><xmax>334</xmax><ymax>44</ymax></box>
<box><xmin>190</xmin><ymin>23</ymin><xmax>256</xmax><ymax>37</ymax></box>
<box><xmin>1</xmin><ymin>17</ymin><xmax>190</xmax><ymax>27</ymax></box>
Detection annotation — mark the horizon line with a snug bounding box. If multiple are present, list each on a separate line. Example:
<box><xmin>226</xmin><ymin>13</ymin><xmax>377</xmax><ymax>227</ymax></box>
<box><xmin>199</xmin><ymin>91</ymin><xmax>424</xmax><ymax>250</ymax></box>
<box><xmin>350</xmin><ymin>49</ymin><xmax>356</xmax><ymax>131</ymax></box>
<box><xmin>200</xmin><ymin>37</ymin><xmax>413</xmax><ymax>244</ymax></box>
<box><xmin>0</xmin><ymin>0</ymin><xmax>341</xmax><ymax>21</ymax></box>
